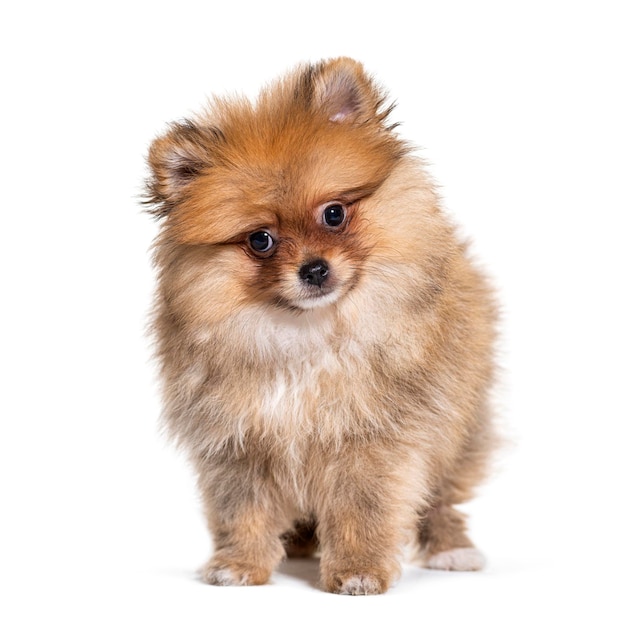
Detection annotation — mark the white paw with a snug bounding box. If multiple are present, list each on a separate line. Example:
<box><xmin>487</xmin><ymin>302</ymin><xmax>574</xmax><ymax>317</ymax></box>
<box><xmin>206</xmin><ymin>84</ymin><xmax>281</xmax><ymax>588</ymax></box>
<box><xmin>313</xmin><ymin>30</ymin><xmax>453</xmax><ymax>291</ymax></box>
<box><xmin>425</xmin><ymin>547</ymin><xmax>486</xmax><ymax>571</ymax></box>
<box><xmin>338</xmin><ymin>575</ymin><xmax>384</xmax><ymax>595</ymax></box>
<box><xmin>200</xmin><ymin>565</ymin><xmax>249</xmax><ymax>586</ymax></box>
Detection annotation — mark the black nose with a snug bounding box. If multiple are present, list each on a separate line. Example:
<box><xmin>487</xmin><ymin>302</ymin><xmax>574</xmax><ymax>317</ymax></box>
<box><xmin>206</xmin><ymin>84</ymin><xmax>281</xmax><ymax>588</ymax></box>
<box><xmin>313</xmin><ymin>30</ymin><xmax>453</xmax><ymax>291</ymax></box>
<box><xmin>299</xmin><ymin>259</ymin><xmax>330</xmax><ymax>287</ymax></box>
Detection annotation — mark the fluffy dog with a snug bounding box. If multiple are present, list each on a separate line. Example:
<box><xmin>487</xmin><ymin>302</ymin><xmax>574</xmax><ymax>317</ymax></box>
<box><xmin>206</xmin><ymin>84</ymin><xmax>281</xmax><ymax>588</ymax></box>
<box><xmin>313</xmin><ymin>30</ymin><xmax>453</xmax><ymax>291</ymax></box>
<box><xmin>145</xmin><ymin>57</ymin><xmax>497</xmax><ymax>595</ymax></box>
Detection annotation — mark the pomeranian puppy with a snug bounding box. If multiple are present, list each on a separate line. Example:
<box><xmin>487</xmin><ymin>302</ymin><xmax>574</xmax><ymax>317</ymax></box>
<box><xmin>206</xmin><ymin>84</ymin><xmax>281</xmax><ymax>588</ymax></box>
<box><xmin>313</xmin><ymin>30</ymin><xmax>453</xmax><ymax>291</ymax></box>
<box><xmin>145</xmin><ymin>57</ymin><xmax>497</xmax><ymax>595</ymax></box>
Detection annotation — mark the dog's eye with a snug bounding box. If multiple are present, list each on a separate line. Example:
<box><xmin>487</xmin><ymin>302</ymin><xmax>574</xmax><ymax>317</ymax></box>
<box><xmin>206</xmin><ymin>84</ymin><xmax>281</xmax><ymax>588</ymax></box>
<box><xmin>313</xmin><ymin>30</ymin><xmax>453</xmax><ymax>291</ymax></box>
<box><xmin>323</xmin><ymin>204</ymin><xmax>346</xmax><ymax>227</ymax></box>
<box><xmin>248</xmin><ymin>230</ymin><xmax>275</xmax><ymax>253</ymax></box>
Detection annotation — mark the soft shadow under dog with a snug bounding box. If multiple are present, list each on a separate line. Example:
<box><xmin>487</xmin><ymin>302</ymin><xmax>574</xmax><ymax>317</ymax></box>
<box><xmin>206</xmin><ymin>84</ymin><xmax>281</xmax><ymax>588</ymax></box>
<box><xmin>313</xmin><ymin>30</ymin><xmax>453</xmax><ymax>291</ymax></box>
<box><xmin>277</xmin><ymin>557</ymin><xmax>321</xmax><ymax>589</ymax></box>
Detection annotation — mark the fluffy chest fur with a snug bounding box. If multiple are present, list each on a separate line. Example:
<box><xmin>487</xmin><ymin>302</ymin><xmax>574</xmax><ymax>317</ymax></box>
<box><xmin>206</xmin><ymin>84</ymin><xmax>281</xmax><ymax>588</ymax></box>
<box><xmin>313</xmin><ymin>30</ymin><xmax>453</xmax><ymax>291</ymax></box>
<box><xmin>166</xmin><ymin>302</ymin><xmax>411</xmax><ymax>456</ymax></box>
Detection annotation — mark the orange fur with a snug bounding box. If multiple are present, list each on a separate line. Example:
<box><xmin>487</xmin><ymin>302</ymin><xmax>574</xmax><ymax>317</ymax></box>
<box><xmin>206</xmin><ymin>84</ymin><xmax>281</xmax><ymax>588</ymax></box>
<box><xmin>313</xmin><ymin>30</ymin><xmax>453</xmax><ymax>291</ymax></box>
<box><xmin>145</xmin><ymin>58</ymin><xmax>498</xmax><ymax>595</ymax></box>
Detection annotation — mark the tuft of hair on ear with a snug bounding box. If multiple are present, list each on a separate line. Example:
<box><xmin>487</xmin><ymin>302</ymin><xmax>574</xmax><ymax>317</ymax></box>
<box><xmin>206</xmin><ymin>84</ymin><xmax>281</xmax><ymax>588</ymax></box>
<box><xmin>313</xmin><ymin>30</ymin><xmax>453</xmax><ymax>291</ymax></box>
<box><xmin>143</xmin><ymin>119</ymin><xmax>223</xmax><ymax>219</ymax></box>
<box><xmin>301</xmin><ymin>57</ymin><xmax>395</xmax><ymax>127</ymax></box>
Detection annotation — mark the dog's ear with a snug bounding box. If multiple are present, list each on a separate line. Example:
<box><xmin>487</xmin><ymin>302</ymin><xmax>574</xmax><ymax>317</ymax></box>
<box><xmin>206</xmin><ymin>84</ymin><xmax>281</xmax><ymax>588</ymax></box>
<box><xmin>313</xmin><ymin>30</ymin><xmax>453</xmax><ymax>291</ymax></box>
<box><xmin>307</xmin><ymin>57</ymin><xmax>389</xmax><ymax>124</ymax></box>
<box><xmin>144</xmin><ymin>120</ymin><xmax>220</xmax><ymax>218</ymax></box>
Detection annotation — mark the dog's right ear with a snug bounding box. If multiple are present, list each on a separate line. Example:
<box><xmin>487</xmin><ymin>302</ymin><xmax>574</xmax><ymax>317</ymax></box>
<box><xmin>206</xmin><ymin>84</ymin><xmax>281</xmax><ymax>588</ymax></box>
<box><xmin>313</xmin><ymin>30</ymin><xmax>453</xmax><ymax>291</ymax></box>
<box><xmin>144</xmin><ymin>120</ymin><xmax>220</xmax><ymax>218</ymax></box>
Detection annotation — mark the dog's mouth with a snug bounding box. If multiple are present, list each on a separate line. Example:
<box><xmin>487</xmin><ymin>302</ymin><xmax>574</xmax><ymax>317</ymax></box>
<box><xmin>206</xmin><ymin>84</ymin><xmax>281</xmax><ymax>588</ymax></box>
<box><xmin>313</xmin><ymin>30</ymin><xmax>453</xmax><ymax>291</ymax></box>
<box><xmin>292</xmin><ymin>287</ymin><xmax>342</xmax><ymax>310</ymax></box>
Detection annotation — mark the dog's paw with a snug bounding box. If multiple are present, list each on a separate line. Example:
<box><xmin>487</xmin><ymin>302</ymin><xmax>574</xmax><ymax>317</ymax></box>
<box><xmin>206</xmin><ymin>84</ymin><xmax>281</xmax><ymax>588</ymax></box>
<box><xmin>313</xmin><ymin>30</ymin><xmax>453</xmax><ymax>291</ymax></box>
<box><xmin>334</xmin><ymin>574</ymin><xmax>386</xmax><ymax>595</ymax></box>
<box><xmin>323</xmin><ymin>568</ymin><xmax>393</xmax><ymax>595</ymax></box>
<box><xmin>201</xmin><ymin>565</ymin><xmax>247</xmax><ymax>586</ymax></box>
<box><xmin>199</xmin><ymin>559</ymin><xmax>271</xmax><ymax>586</ymax></box>
<box><xmin>424</xmin><ymin>547</ymin><xmax>486</xmax><ymax>571</ymax></box>
<box><xmin>322</xmin><ymin>554</ymin><xmax>399</xmax><ymax>595</ymax></box>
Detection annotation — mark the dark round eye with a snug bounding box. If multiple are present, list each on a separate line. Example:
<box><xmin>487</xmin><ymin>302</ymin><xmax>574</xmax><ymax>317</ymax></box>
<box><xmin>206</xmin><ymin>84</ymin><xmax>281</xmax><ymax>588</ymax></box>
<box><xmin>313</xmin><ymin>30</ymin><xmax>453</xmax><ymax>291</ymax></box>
<box><xmin>248</xmin><ymin>230</ymin><xmax>275</xmax><ymax>253</ymax></box>
<box><xmin>323</xmin><ymin>204</ymin><xmax>345</xmax><ymax>227</ymax></box>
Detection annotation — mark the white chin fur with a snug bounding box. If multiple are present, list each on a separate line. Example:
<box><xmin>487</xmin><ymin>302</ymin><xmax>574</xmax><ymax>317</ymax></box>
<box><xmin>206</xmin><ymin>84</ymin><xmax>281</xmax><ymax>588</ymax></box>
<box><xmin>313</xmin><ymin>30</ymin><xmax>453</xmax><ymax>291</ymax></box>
<box><xmin>294</xmin><ymin>290</ymin><xmax>341</xmax><ymax>310</ymax></box>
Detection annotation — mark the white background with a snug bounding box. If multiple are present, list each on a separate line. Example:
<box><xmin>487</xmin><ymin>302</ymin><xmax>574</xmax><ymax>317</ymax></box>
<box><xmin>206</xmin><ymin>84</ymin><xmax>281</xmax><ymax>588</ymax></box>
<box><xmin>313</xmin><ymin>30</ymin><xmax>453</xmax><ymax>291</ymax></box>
<box><xmin>1</xmin><ymin>1</ymin><xmax>621</xmax><ymax>624</ymax></box>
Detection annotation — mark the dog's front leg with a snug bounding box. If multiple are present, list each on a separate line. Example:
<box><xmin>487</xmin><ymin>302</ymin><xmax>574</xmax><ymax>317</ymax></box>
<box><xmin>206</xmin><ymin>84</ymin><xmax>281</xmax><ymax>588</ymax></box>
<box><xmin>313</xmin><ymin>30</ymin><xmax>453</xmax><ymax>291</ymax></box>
<box><xmin>316</xmin><ymin>445</ymin><xmax>424</xmax><ymax>595</ymax></box>
<box><xmin>196</xmin><ymin>454</ymin><xmax>288</xmax><ymax>586</ymax></box>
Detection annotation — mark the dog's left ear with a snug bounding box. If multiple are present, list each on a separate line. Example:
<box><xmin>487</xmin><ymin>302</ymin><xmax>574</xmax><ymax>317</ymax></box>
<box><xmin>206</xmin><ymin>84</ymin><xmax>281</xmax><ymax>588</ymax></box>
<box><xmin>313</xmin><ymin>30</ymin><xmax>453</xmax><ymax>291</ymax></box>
<box><xmin>307</xmin><ymin>57</ymin><xmax>388</xmax><ymax>124</ymax></box>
